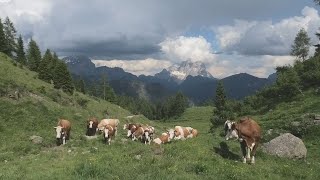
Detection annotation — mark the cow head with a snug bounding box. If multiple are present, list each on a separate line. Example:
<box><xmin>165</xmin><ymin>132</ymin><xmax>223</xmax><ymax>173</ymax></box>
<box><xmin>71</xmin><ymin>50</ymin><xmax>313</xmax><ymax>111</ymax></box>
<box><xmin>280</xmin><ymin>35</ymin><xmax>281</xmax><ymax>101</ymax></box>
<box><xmin>103</xmin><ymin>125</ymin><xmax>113</xmax><ymax>144</ymax></box>
<box><xmin>54</xmin><ymin>126</ymin><xmax>66</xmax><ymax>146</ymax></box>
<box><xmin>143</xmin><ymin>130</ymin><xmax>151</xmax><ymax>144</ymax></box>
<box><xmin>167</xmin><ymin>129</ymin><xmax>175</xmax><ymax>140</ymax></box>
<box><xmin>86</xmin><ymin>120</ymin><xmax>96</xmax><ymax>136</ymax></box>
<box><xmin>225</xmin><ymin>121</ymin><xmax>238</xmax><ymax>140</ymax></box>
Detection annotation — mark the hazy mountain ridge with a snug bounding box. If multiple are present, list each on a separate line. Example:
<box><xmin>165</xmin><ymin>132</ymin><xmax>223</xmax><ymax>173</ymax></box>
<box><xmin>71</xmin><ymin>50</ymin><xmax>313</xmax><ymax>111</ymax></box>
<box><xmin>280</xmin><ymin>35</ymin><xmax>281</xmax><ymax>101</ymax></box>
<box><xmin>63</xmin><ymin>56</ymin><xmax>275</xmax><ymax>103</ymax></box>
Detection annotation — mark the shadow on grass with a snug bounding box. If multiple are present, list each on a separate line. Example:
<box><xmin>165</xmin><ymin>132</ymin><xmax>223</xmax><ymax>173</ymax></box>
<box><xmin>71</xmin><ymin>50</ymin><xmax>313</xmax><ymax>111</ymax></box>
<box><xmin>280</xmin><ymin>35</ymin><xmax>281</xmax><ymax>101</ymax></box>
<box><xmin>214</xmin><ymin>141</ymin><xmax>239</xmax><ymax>160</ymax></box>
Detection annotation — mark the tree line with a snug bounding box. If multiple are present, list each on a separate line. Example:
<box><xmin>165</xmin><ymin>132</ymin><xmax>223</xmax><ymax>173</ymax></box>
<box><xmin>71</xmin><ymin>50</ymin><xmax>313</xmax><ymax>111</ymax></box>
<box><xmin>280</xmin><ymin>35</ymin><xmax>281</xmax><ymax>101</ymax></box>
<box><xmin>0</xmin><ymin>17</ymin><xmax>74</xmax><ymax>94</ymax></box>
<box><xmin>0</xmin><ymin>16</ymin><xmax>190</xmax><ymax>120</ymax></box>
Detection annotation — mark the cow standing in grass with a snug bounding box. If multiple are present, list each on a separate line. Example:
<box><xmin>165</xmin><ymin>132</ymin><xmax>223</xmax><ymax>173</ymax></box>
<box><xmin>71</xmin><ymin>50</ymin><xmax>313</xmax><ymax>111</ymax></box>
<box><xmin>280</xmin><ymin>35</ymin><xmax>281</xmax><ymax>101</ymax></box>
<box><xmin>132</xmin><ymin>125</ymin><xmax>154</xmax><ymax>144</ymax></box>
<box><xmin>98</xmin><ymin>119</ymin><xmax>120</xmax><ymax>135</ymax></box>
<box><xmin>123</xmin><ymin>123</ymin><xmax>141</xmax><ymax>138</ymax></box>
<box><xmin>103</xmin><ymin>124</ymin><xmax>116</xmax><ymax>145</ymax></box>
<box><xmin>225</xmin><ymin>117</ymin><xmax>261</xmax><ymax>164</ymax></box>
<box><xmin>86</xmin><ymin>117</ymin><xmax>99</xmax><ymax>136</ymax></box>
<box><xmin>54</xmin><ymin>119</ymin><xmax>71</xmax><ymax>146</ymax></box>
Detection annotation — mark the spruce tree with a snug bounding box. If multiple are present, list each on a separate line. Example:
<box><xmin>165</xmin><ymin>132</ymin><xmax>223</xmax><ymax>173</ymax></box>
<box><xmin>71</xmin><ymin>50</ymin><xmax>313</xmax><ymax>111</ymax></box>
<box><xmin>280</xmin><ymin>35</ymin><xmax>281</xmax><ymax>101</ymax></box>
<box><xmin>210</xmin><ymin>81</ymin><xmax>229</xmax><ymax>131</ymax></box>
<box><xmin>27</xmin><ymin>39</ymin><xmax>42</xmax><ymax>71</ymax></box>
<box><xmin>3</xmin><ymin>17</ymin><xmax>17</xmax><ymax>58</ymax></box>
<box><xmin>38</xmin><ymin>49</ymin><xmax>53</xmax><ymax>83</ymax></box>
<box><xmin>53</xmin><ymin>60</ymin><xmax>74</xmax><ymax>94</ymax></box>
<box><xmin>16</xmin><ymin>35</ymin><xmax>26</xmax><ymax>64</ymax></box>
<box><xmin>0</xmin><ymin>18</ymin><xmax>8</xmax><ymax>54</ymax></box>
<box><xmin>79</xmin><ymin>79</ymin><xmax>86</xmax><ymax>94</ymax></box>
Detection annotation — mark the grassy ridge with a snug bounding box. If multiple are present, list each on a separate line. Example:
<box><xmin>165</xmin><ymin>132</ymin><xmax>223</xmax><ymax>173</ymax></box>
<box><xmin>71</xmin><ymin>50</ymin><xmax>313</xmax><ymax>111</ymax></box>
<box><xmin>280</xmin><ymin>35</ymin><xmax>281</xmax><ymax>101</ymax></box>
<box><xmin>1</xmin><ymin>53</ymin><xmax>320</xmax><ymax>179</ymax></box>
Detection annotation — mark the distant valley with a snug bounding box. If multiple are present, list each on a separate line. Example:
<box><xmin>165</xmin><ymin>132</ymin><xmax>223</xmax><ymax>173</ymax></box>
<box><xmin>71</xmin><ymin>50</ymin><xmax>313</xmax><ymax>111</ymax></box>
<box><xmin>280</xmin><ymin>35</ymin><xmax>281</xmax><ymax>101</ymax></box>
<box><xmin>63</xmin><ymin>56</ymin><xmax>276</xmax><ymax>104</ymax></box>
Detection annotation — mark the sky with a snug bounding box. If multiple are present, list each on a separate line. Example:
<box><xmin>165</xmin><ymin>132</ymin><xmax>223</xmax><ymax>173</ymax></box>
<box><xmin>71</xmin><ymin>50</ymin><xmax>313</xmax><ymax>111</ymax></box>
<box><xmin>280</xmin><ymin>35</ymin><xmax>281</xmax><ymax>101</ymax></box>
<box><xmin>0</xmin><ymin>0</ymin><xmax>319</xmax><ymax>78</ymax></box>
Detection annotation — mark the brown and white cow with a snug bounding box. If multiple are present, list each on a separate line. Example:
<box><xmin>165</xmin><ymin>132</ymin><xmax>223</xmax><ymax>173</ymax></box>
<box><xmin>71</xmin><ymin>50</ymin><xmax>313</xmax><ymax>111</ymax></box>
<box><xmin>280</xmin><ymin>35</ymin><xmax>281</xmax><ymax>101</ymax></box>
<box><xmin>97</xmin><ymin>119</ymin><xmax>120</xmax><ymax>135</ymax></box>
<box><xmin>103</xmin><ymin>124</ymin><xmax>116</xmax><ymax>145</ymax></box>
<box><xmin>54</xmin><ymin>119</ymin><xmax>71</xmax><ymax>146</ymax></box>
<box><xmin>86</xmin><ymin>117</ymin><xmax>99</xmax><ymax>136</ymax></box>
<box><xmin>123</xmin><ymin>123</ymin><xmax>142</xmax><ymax>138</ymax></box>
<box><xmin>131</xmin><ymin>125</ymin><xmax>154</xmax><ymax>144</ymax></box>
<box><xmin>225</xmin><ymin>117</ymin><xmax>261</xmax><ymax>164</ymax></box>
<box><xmin>153</xmin><ymin>129</ymin><xmax>175</xmax><ymax>145</ymax></box>
<box><xmin>174</xmin><ymin>126</ymin><xmax>198</xmax><ymax>140</ymax></box>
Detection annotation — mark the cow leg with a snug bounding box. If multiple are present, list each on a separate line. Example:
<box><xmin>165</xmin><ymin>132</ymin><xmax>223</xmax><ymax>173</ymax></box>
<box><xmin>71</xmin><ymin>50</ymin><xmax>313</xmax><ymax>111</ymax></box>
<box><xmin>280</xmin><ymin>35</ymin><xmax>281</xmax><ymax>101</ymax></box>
<box><xmin>250</xmin><ymin>143</ymin><xmax>258</xmax><ymax>164</ymax></box>
<box><xmin>63</xmin><ymin>136</ymin><xmax>66</xmax><ymax>145</ymax></box>
<box><xmin>240</xmin><ymin>141</ymin><xmax>247</xmax><ymax>163</ymax></box>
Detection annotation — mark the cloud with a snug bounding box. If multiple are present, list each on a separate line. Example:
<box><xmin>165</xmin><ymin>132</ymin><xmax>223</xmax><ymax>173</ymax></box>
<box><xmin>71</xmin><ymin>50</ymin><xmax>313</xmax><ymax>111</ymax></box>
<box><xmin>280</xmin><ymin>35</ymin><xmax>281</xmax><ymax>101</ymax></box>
<box><xmin>214</xmin><ymin>6</ymin><xmax>320</xmax><ymax>56</ymax></box>
<box><xmin>159</xmin><ymin>36</ymin><xmax>216</xmax><ymax>63</ymax></box>
<box><xmin>92</xmin><ymin>58</ymin><xmax>172</xmax><ymax>76</ymax></box>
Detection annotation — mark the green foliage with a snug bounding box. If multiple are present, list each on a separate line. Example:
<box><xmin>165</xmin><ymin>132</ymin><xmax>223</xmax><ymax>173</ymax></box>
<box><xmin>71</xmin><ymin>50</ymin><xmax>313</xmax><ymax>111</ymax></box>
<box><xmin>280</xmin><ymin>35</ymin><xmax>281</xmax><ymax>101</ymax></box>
<box><xmin>275</xmin><ymin>66</ymin><xmax>301</xmax><ymax>99</ymax></box>
<box><xmin>38</xmin><ymin>49</ymin><xmax>53</xmax><ymax>83</ymax></box>
<box><xmin>291</xmin><ymin>28</ymin><xmax>310</xmax><ymax>61</ymax></box>
<box><xmin>27</xmin><ymin>39</ymin><xmax>41</xmax><ymax>71</ymax></box>
<box><xmin>53</xmin><ymin>60</ymin><xmax>74</xmax><ymax>94</ymax></box>
<box><xmin>210</xmin><ymin>81</ymin><xmax>233</xmax><ymax>130</ymax></box>
<box><xmin>0</xmin><ymin>18</ymin><xmax>9</xmax><ymax>54</ymax></box>
<box><xmin>3</xmin><ymin>17</ymin><xmax>17</xmax><ymax>58</ymax></box>
<box><xmin>16</xmin><ymin>35</ymin><xmax>26</xmax><ymax>65</ymax></box>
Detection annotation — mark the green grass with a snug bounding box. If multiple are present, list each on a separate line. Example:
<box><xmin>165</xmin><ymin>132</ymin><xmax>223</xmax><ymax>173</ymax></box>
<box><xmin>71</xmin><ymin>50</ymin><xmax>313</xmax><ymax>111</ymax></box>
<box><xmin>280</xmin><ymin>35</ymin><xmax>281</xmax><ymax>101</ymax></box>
<box><xmin>1</xmin><ymin>53</ymin><xmax>320</xmax><ymax>179</ymax></box>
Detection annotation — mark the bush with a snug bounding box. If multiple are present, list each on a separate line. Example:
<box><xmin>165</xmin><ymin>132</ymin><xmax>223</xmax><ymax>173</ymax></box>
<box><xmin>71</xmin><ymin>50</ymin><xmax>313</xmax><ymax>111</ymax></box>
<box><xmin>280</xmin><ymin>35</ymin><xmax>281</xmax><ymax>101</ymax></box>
<box><xmin>76</xmin><ymin>97</ymin><xmax>89</xmax><ymax>108</ymax></box>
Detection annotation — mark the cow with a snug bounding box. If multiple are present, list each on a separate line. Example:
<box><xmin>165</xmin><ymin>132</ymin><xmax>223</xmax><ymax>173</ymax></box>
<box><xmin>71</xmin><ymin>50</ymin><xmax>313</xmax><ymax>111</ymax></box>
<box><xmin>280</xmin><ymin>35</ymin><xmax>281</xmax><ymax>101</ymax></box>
<box><xmin>54</xmin><ymin>119</ymin><xmax>71</xmax><ymax>146</ymax></box>
<box><xmin>153</xmin><ymin>129</ymin><xmax>175</xmax><ymax>145</ymax></box>
<box><xmin>132</xmin><ymin>125</ymin><xmax>154</xmax><ymax>144</ymax></box>
<box><xmin>174</xmin><ymin>126</ymin><xmax>197</xmax><ymax>140</ymax></box>
<box><xmin>86</xmin><ymin>117</ymin><xmax>99</xmax><ymax>136</ymax></box>
<box><xmin>103</xmin><ymin>124</ymin><xmax>116</xmax><ymax>145</ymax></box>
<box><xmin>225</xmin><ymin>117</ymin><xmax>262</xmax><ymax>164</ymax></box>
<box><xmin>97</xmin><ymin>119</ymin><xmax>120</xmax><ymax>136</ymax></box>
<box><xmin>123</xmin><ymin>123</ymin><xmax>141</xmax><ymax>138</ymax></box>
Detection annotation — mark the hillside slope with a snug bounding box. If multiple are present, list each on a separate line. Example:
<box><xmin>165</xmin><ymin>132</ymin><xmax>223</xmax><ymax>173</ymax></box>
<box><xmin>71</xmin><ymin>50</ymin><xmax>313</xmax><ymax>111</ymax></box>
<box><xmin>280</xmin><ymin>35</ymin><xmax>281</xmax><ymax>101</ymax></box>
<box><xmin>0</xmin><ymin>53</ymin><xmax>320</xmax><ymax>179</ymax></box>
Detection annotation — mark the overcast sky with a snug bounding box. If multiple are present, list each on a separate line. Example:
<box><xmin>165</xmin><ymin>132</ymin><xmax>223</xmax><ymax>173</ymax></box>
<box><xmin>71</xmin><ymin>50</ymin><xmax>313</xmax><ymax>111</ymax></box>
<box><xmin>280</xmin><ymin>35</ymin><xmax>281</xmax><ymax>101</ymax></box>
<box><xmin>1</xmin><ymin>0</ymin><xmax>319</xmax><ymax>78</ymax></box>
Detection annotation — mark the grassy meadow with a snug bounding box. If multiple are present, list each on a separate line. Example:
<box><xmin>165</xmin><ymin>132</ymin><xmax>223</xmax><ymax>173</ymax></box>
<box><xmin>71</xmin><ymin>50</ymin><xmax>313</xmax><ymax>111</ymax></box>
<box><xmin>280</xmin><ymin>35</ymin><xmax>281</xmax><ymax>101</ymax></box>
<box><xmin>1</xmin><ymin>53</ymin><xmax>320</xmax><ymax>179</ymax></box>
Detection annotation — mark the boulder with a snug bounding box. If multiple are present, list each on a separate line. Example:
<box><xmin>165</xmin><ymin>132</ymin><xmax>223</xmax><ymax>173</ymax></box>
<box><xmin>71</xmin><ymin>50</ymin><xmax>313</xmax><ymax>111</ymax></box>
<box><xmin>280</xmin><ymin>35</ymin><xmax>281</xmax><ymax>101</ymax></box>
<box><xmin>262</xmin><ymin>133</ymin><xmax>307</xmax><ymax>159</ymax></box>
<box><xmin>30</xmin><ymin>135</ymin><xmax>43</xmax><ymax>144</ymax></box>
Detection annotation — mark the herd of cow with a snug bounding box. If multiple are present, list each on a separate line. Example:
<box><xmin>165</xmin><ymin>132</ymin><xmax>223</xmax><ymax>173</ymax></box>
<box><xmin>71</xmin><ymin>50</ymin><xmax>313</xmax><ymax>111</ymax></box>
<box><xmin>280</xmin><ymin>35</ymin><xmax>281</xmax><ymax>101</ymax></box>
<box><xmin>53</xmin><ymin>117</ymin><xmax>199</xmax><ymax>146</ymax></box>
<box><xmin>54</xmin><ymin>116</ymin><xmax>261</xmax><ymax>164</ymax></box>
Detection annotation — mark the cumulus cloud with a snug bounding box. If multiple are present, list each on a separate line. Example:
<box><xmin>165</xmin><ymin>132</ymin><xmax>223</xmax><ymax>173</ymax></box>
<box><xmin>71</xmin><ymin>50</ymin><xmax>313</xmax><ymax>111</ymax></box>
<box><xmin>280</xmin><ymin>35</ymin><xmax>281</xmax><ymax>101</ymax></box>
<box><xmin>92</xmin><ymin>58</ymin><xmax>172</xmax><ymax>76</ymax></box>
<box><xmin>214</xmin><ymin>6</ymin><xmax>320</xmax><ymax>56</ymax></box>
<box><xmin>159</xmin><ymin>36</ymin><xmax>216</xmax><ymax>63</ymax></box>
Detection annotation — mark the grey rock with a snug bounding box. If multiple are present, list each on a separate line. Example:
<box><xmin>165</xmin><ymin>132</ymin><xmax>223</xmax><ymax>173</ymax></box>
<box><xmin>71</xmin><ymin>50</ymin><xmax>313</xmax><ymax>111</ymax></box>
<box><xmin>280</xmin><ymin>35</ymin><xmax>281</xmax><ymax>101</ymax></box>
<box><xmin>262</xmin><ymin>133</ymin><xmax>307</xmax><ymax>159</ymax></box>
<box><xmin>30</xmin><ymin>135</ymin><xmax>43</xmax><ymax>144</ymax></box>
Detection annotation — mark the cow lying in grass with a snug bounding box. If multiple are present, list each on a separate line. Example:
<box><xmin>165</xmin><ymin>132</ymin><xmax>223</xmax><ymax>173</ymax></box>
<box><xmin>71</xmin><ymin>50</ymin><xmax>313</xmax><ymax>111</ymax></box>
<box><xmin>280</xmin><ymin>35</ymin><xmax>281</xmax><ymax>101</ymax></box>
<box><xmin>86</xmin><ymin>117</ymin><xmax>99</xmax><ymax>136</ymax></box>
<box><xmin>174</xmin><ymin>126</ymin><xmax>198</xmax><ymax>140</ymax></box>
<box><xmin>54</xmin><ymin>119</ymin><xmax>71</xmax><ymax>146</ymax></box>
<box><xmin>103</xmin><ymin>124</ymin><xmax>116</xmax><ymax>145</ymax></box>
<box><xmin>225</xmin><ymin>117</ymin><xmax>261</xmax><ymax>164</ymax></box>
<box><xmin>153</xmin><ymin>129</ymin><xmax>175</xmax><ymax>145</ymax></box>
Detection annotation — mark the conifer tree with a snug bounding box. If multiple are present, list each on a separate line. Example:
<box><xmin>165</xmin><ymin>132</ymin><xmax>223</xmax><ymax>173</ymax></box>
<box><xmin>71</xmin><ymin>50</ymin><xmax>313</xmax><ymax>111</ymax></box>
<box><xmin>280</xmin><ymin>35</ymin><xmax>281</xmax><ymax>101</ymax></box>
<box><xmin>27</xmin><ymin>39</ymin><xmax>41</xmax><ymax>71</ymax></box>
<box><xmin>38</xmin><ymin>49</ymin><xmax>53</xmax><ymax>83</ymax></box>
<box><xmin>79</xmin><ymin>79</ymin><xmax>86</xmax><ymax>94</ymax></box>
<box><xmin>16</xmin><ymin>35</ymin><xmax>26</xmax><ymax>64</ymax></box>
<box><xmin>53</xmin><ymin>60</ymin><xmax>74</xmax><ymax>94</ymax></box>
<box><xmin>0</xmin><ymin>18</ymin><xmax>8</xmax><ymax>54</ymax></box>
<box><xmin>3</xmin><ymin>17</ymin><xmax>17</xmax><ymax>57</ymax></box>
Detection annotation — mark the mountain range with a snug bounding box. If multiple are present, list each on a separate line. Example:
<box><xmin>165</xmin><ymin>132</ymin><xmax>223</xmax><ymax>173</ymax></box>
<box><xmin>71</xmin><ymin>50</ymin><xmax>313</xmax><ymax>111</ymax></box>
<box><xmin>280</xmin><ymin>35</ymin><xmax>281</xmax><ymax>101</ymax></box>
<box><xmin>63</xmin><ymin>56</ymin><xmax>276</xmax><ymax>104</ymax></box>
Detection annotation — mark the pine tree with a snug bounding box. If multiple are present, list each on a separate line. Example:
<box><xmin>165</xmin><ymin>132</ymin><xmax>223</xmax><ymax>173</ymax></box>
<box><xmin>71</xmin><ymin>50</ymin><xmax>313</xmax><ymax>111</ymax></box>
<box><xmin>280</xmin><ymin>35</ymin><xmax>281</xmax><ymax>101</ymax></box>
<box><xmin>0</xmin><ymin>18</ymin><xmax>8</xmax><ymax>54</ymax></box>
<box><xmin>16</xmin><ymin>35</ymin><xmax>26</xmax><ymax>64</ymax></box>
<box><xmin>291</xmin><ymin>28</ymin><xmax>310</xmax><ymax>61</ymax></box>
<box><xmin>3</xmin><ymin>17</ymin><xmax>17</xmax><ymax>58</ymax></box>
<box><xmin>79</xmin><ymin>79</ymin><xmax>86</xmax><ymax>94</ymax></box>
<box><xmin>210</xmin><ymin>81</ymin><xmax>230</xmax><ymax>131</ymax></box>
<box><xmin>38</xmin><ymin>49</ymin><xmax>53</xmax><ymax>83</ymax></box>
<box><xmin>27</xmin><ymin>39</ymin><xmax>41</xmax><ymax>71</ymax></box>
<box><xmin>53</xmin><ymin>60</ymin><xmax>74</xmax><ymax>94</ymax></box>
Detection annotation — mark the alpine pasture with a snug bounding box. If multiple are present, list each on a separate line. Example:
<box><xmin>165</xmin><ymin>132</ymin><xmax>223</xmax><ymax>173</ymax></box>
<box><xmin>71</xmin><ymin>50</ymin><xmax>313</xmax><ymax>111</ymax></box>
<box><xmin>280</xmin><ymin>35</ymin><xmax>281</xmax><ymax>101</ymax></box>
<box><xmin>1</xmin><ymin>53</ymin><xmax>320</xmax><ymax>179</ymax></box>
